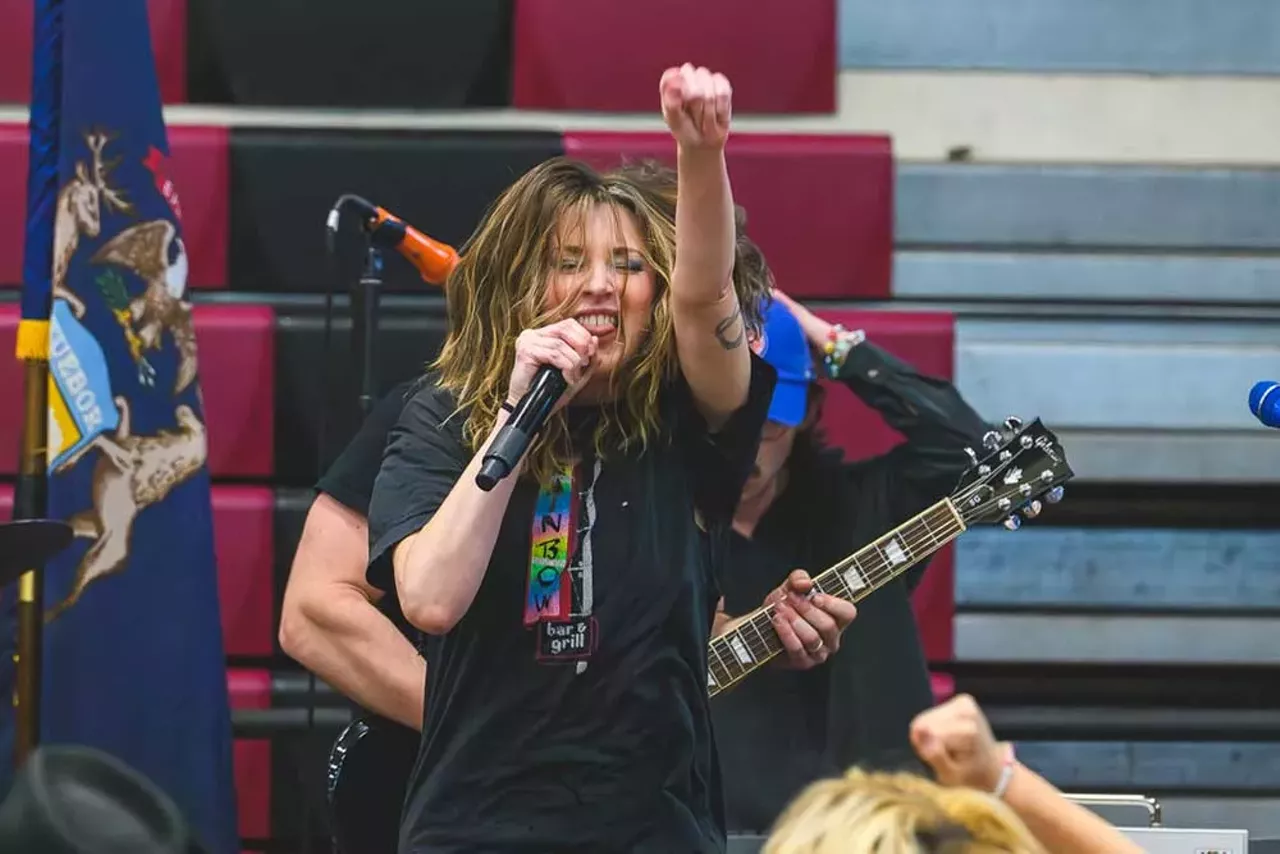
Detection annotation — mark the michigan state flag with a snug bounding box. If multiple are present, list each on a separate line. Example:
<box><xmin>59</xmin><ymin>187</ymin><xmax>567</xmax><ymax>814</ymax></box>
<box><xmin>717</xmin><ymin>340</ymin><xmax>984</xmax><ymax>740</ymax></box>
<box><xmin>6</xmin><ymin>0</ymin><xmax>239</xmax><ymax>850</ymax></box>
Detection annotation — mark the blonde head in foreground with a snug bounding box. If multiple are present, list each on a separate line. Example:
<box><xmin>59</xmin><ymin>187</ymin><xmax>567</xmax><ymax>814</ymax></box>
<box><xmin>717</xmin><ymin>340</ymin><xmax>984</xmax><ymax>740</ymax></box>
<box><xmin>763</xmin><ymin>769</ymin><xmax>1045</xmax><ymax>854</ymax></box>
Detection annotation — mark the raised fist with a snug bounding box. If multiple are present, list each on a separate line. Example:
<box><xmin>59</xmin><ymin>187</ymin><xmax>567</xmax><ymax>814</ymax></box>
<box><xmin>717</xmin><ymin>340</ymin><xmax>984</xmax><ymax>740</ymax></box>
<box><xmin>660</xmin><ymin>64</ymin><xmax>732</xmax><ymax>150</ymax></box>
<box><xmin>909</xmin><ymin>694</ymin><xmax>1008</xmax><ymax>792</ymax></box>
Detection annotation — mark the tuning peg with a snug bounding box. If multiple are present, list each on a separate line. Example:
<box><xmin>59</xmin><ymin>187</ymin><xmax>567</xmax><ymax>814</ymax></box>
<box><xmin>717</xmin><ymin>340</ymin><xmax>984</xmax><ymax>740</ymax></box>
<box><xmin>1003</xmin><ymin>416</ymin><xmax>1023</xmax><ymax>432</ymax></box>
<box><xmin>982</xmin><ymin>430</ymin><xmax>1002</xmax><ymax>450</ymax></box>
<box><xmin>1045</xmin><ymin>486</ymin><xmax>1065</xmax><ymax>504</ymax></box>
<box><xmin>964</xmin><ymin>446</ymin><xmax>979</xmax><ymax>465</ymax></box>
<box><xmin>1003</xmin><ymin>514</ymin><xmax>1022</xmax><ymax>531</ymax></box>
<box><xmin>1022</xmin><ymin>500</ymin><xmax>1042</xmax><ymax>519</ymax></box>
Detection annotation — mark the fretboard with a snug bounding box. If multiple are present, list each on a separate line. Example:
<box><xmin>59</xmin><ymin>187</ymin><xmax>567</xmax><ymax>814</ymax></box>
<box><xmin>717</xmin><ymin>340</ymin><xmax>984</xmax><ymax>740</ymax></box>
<box><xmin>707</xmin><ymin>498</ymin><xmax>966</xmax><ymax>698</ymax></box>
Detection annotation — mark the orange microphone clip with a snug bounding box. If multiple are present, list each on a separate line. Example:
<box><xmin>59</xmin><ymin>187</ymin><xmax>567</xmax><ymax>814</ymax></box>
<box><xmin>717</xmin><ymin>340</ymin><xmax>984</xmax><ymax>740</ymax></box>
<box><xmin>369</xmin><ymin>207</ymin><xmax>459</xmax><ymax>286</ymax></box>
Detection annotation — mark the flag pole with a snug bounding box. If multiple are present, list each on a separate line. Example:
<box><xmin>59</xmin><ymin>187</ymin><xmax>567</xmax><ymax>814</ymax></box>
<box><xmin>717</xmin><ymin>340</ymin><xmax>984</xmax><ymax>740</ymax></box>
<box><xmin>12</xmin><ymin>368</ymin><xmax>48</xmax><ymax>763</ymax></box>
<box><xmin>13</xmin><ymin>0</ymin><xmax>64</xmax><ymax>766</ymax></box>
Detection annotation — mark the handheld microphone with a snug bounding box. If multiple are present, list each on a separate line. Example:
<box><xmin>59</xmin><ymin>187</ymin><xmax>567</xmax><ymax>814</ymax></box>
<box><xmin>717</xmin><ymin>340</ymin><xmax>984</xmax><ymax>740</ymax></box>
<box><xmin>476</xmin><ymin>366</ymin><xmax>568</xmax><ymax>491</ymax></box>
<box><xmin>1249</xmin><ymin>380</ymin><xmax>1280</xmax><ymax>428</ymax></box>
<box><xmin>327</xmin><ymin>194</ymin><xmax>460</xmax><ymax>285</ymax></box>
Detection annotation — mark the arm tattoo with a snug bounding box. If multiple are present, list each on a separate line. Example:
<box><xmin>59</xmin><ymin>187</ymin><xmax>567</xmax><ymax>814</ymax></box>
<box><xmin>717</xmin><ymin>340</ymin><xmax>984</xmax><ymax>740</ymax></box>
<box><xmin>714</xmin><ymin>305</ymin><xmax>745</xmax><ymax>351</ymax></box>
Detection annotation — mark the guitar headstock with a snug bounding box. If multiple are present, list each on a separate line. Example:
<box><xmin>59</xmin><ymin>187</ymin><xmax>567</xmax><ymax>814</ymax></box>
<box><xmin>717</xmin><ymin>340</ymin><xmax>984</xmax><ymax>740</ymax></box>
<box><xmin>951</xmin><ymin>417</ymin><xmax>1073</xmax><ymax>529</ymax></box>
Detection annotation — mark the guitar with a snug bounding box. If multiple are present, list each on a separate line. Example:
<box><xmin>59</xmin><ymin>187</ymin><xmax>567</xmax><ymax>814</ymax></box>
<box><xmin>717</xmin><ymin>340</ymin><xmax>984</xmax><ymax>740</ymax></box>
<box><xmin>326</xmin><ymin>416</ymin><xmax>1073</xmax><ymax>854</ymax></box>
<box><xmin>705</xmin><ymin>416</ymin><xmax>1072</xmax><ymax>696</ymax></box>
<box><xmin>326</xmin><ymin>715</ymin><xmax>418</xmax><ymax>854</ymax></box>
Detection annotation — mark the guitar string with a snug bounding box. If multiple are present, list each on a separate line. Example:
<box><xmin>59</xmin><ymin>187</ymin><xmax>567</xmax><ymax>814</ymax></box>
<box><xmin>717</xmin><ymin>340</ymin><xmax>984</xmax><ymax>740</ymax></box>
<box><xmin>709</xmin><ymin>513</ymin><xmax>961</xmax><ymax>689</ymax></box>
<box><xmin>710</xmin><ymin>467</ymin><xmax>1039</xmax><ymax>678</ymax></box>
<box><xmin>812</xmin><ymin>451</ymin><xmax>1039</xmax><ymax>592</ymax></box>
<box><xmin>707</xmin><ymin>504</ymin><xmax>960</xmax><ymax>685</ymax></box>
<box><xmin>709</xmin><ymin>513</ymin><xmax>953</xmax><ymax>674</ymax></box>
<box><xmin>708</xmin><ymin>467</ymin><xmax>1060</xmax><ymax>687</ymax></box>
<box><xmin>708</xmin><ymin>466</ymin><xmax>1058</xmax><ymax>689</ymax></box>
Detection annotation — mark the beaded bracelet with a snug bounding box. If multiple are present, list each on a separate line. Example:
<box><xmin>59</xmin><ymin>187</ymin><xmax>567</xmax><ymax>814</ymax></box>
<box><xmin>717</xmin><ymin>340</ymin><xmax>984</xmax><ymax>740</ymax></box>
<box><xmin>820</xmin><ymin>324</ymin><xmax>865</xmax><ymax>378</ymax></box>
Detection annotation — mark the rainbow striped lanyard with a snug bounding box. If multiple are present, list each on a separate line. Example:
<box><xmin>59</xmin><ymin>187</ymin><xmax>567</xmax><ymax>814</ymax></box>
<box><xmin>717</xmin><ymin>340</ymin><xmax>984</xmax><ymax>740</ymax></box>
<box><xmin>524</xmin><ymin>463</ymin><xmax>577</xmax><ymax>627</ymax></box>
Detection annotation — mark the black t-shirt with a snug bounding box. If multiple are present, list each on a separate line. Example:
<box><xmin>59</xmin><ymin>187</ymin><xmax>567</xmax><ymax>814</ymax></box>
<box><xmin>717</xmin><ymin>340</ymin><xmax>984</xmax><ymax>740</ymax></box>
<box><xmin>317</xmin><ymin>380</ymin><xmax>419</xmax><ymax>517</ymax></box>
<box><xmin>367</xmin><ymin>360</ymin><xmax>774</xmax><ymax>854</ymax></box>
<box><xmin>711</xmin><ymin>442</ymin><xmax>951</xmax><ymax>833</ymax></box>
<box><xmin>315</xmin><ymin>379</ymin><xmax>420</xmax><ymax>633</ymax></box>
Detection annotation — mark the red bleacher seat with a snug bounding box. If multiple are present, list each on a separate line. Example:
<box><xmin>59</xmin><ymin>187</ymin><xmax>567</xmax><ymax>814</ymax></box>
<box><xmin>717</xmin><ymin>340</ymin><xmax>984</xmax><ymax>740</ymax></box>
<box><xmin>0</xmin><ymin>123</ymin><xmax>229</xmax><ymax>289</ymax></box>
<box><xmin>565</xmin><ymin>132</ymin><xmax>893</xmax><ymax>300</ymax></box>
<box><xmin>229</xmin><ymin>668</ymin><xmax>271</xmax><ymax>844</ymax></box>
<box><xmin>190</xmin><ymin>304</ymin><xmax>275</xmax><ymax>478</ymax></box>
<box><xmin>0</xmin><ymin>484</ymin><xmax>273</xmax><ymax>659</ymax></box>
<box><xmin>814</xmin><ymin>310</ymin><xmax>957</xmax><ymax>665</ymax></box>
<box><xmin>161</xmin><ymin>126</ymin><xmax>231</xmax><ymax>289</ymax></box>
<box><xmin>512</xmin><ymin>0</ymin><xmax>836</xmax><ymax>114</ymax></box>
<box><xmin>930</xmin><ymin>673</ymin><xmax>955</xmax><ymax>704</ymax></box>
<box><xmin>0</xmin><ymin>124</ymin><xmax>25</xmax><ymax>290</ymax></box>
<box><xmin>0</xmin><ymin>0</ymin><xmax>187</xmax><ymax>105</ymax></box>
<box><xmin>211</xmin><ymin>486</ymin><xmax>275</xmax><ymax>658</ymax></box>
<box><xmin>0</xmin><ymin>303</ymin><xmax>273</xmax><ymax>479</ymax></box>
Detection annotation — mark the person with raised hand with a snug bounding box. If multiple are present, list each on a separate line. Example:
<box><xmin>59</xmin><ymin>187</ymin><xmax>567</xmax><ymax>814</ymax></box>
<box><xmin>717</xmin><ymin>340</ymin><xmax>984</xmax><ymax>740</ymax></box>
<box><xmin>361</xmin><ymin>65</ymin><xmax>845</xmax><ymax>854</ymax></box>
<box><xmin>910</xmin><ymin>695</ymin><xmax>1142</xmax><ymax>854</ymax></box>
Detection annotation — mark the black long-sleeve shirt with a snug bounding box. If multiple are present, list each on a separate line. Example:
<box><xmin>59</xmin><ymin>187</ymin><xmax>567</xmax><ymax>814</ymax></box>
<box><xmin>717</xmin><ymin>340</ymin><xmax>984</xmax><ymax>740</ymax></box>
<box><xmin>712</xmin><ymin>339</ymin><xmax>990</xmax><ymax>834</ymax></box>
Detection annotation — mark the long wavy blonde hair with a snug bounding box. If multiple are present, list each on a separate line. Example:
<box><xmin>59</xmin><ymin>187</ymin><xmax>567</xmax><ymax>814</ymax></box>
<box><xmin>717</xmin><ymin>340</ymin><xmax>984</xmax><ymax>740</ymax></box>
<box><xmin>764</xmin><ymin>770</ymin><xmax>1046</xmax><ymax>854</ymax></box>
<box><xmin>433</xmin><ymin>156</ymin><xmax>769</xmax><ymax>485</ymax></box>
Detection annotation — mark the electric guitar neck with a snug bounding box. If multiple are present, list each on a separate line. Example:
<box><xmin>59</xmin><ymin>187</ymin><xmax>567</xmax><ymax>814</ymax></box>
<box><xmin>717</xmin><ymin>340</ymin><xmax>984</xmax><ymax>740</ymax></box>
<box><xmin>707</xmin><ymin>416</ymin><xmax>1073</xmax><ymax>698</ymax></box>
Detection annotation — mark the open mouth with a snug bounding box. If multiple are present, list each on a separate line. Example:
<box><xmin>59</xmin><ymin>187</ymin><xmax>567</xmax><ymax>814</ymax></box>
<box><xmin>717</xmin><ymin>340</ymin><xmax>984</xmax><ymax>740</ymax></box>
<box><xmin>575</xmin><ymin>312</ymin><xmax>619</xmax><ymax>336</ymax></box>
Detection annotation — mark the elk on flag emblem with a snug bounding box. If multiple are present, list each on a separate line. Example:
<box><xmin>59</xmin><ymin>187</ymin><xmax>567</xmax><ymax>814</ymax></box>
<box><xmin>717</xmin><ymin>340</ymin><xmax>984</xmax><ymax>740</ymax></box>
<box><xmin>3</xmin><ymin>1</ymin><xmax>239</xmax><ymax>851</ymax></box>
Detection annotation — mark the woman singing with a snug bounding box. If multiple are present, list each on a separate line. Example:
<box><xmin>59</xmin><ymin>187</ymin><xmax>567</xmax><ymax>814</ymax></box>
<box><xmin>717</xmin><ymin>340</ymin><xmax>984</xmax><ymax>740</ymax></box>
<box><xmin>366</xmin><ymin>66</ymin><xmax>855</xmax><ymax>853</ymax></box>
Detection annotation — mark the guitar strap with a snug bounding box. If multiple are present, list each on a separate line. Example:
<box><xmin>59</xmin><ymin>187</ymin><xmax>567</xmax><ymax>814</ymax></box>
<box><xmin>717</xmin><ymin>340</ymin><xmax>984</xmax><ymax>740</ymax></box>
<box><xmin>524</xmin><ymin>462</ymin><xmax>578</xmax><ymax>627</ymax></box>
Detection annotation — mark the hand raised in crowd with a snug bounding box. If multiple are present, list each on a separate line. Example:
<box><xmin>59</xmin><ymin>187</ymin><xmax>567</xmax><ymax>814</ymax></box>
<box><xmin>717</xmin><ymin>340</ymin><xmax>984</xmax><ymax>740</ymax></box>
<box><xmin>769</xmin><ymin>570</ymin><xmax>858</xmax><ymax>670</ymax></box>
<box><xmin>911</xmin><ymin>694</ymin><xmax>1145</xmax><ymax>853</ymax></box>
<box><xmin>909</xmin><ymin>693</ymin><xmax>1011</xmax><ymax>792</ymax></box>
<box><xmin>768</xmin><ymin>288</ymin><xmax>834</xmax><ymax>353</ymax></box>
<box><xmin>772</xmin><ymin>286</ymin><xmax>1057</xmax><ymax>530</ymax></box>
<box><xmin>660</xmin><ymin>63</ymin><xmax>732</xmax><ymax>151</ymax></box>
<box><xmin>507</xmin><ymin>319</ymin><xmax>598</xmax><ymax>412</ymax></box>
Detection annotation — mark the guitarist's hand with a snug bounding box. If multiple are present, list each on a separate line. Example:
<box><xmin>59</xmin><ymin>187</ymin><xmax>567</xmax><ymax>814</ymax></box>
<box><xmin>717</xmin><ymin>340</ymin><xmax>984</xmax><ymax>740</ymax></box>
<box><xmin>769</xmin><ymin>570</ymin><xmax>857</xmax><ymax>670</ymax></box>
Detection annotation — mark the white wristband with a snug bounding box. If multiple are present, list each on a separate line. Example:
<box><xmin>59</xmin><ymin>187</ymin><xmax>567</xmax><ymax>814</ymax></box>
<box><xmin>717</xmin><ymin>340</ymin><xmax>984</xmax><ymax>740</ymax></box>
<box><xmin>992</xmin><ymin>743</ymin><xmax>1017</xmax><ymax>799</ymax></box>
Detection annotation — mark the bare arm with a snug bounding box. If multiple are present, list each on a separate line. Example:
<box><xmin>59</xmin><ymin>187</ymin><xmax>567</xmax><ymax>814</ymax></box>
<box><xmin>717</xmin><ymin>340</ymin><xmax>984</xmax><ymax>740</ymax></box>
<box><xmin>390</xmin><ymin>321</ymin><xmax>596</xmax><ymax>635</ymax></box>
<box><xmin>393</xmin><ymin>407</ymin><xmax>523</xmax><ymax>635</ymax></box>
<box><xmin>662</xmin><ymin>65</ymin><xmax>750</xmax><ymax>430</ymax></box>
<box><xmin>280</xmin><ymin>494</ymin><xmax>425</xmax><ymax>731</ymax></box>
<box><xmin>1003</xmin><ymin>765</ymin><xmax>1144</xmax><ymax>854</ymax></box>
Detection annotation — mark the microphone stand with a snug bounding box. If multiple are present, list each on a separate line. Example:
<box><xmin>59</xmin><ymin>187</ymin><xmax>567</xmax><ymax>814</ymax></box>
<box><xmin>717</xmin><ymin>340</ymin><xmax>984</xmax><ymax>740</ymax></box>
<box><xmin>311</xmin><ymin>201</ymin><xmax>385</xmax><ymax>854</ymax></box>
<box><xmin>313</xmin><ymin>200</ymin><xmax>387</xmax><ymax>854</ymax></box>
<box><xmin>350</xmin><ymin>245</ymin><xmax>384</xmax><ymax>417</ymax></box>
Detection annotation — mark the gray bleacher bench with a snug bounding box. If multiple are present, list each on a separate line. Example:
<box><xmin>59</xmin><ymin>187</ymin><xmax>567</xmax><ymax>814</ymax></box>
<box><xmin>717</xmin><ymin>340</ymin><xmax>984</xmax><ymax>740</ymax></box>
<box><xmin>1067</xmin><ymin>794</ymin><xmax>1248</xmax><ymax>853</ymax></box>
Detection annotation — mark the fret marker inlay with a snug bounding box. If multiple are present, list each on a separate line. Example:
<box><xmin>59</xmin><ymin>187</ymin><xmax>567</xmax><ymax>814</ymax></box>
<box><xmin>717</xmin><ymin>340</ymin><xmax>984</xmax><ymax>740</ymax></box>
<box><xmin>729</xmin><ymin>636</ymin><xmax>754</xmax><ymax>665</ymax></box>
<box><xmin>841</xmin><ymin>566</ymin><xmax>867</xmax><ymax>592</ymax></box>
<box><xmin>882</xmin><ymin>538</ymin><xmax>910</xmax><ymax>566</ymax></box>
